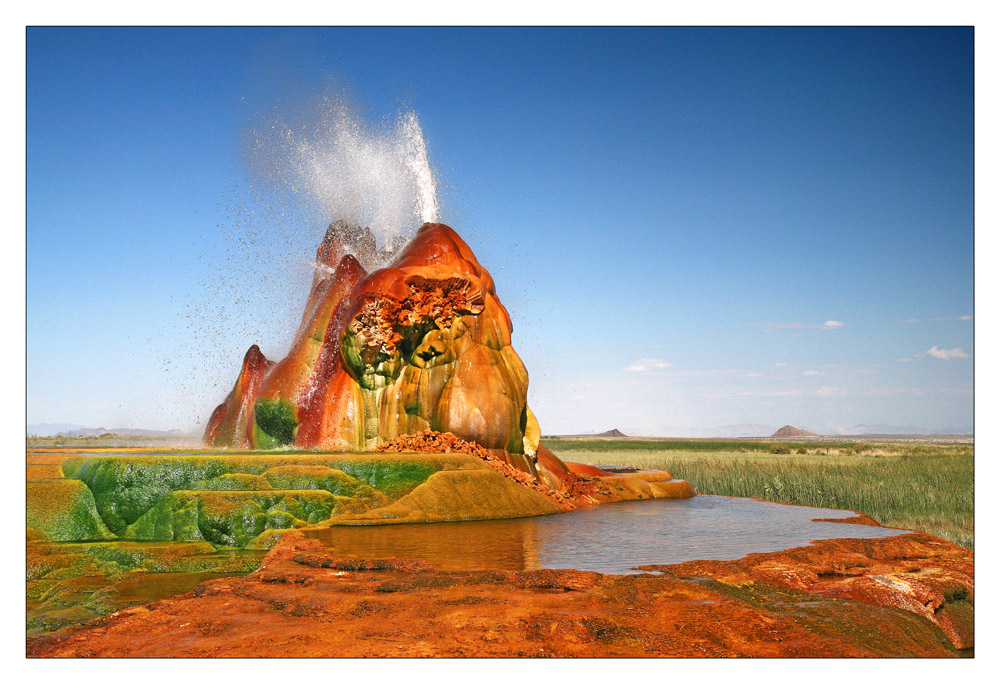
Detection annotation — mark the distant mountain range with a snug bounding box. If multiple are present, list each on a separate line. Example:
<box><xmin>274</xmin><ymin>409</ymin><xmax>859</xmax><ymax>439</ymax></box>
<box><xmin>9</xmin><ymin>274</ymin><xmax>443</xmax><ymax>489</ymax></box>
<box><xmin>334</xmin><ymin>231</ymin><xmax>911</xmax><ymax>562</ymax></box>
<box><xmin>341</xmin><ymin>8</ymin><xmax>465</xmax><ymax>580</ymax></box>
<box><xmin>835</xmin><ymin>424</ymin><xmax>973</xmax><ymax>436</ymax></box>
<box><xmin>589</xmin><ymin>423</ymin><xmax>973</xmax><ymax>438</ymax></box>
<box><xmin>28</xmin><ymin>421</ymin><xmax>972</xmax><ymax>440</ymax></box>
<box><xmin>26</xmin><ymin>423</ymin><xmax>91</xmax><ymax>437</ymax></box>
<box><xmin>27</xmin><ymin>424</ymin><xmax>189</xmax><ymax>438</ymax></box>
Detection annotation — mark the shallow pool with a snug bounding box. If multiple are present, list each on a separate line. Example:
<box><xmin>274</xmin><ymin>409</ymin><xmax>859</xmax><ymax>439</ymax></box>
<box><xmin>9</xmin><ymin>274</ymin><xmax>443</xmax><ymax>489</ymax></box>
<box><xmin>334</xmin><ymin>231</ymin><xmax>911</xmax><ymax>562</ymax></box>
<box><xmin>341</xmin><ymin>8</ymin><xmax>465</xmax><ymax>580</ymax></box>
<box><xmin>304</xmin><ymin>494</ymin><xmax>907</xmax><ymax>574</ymax></box>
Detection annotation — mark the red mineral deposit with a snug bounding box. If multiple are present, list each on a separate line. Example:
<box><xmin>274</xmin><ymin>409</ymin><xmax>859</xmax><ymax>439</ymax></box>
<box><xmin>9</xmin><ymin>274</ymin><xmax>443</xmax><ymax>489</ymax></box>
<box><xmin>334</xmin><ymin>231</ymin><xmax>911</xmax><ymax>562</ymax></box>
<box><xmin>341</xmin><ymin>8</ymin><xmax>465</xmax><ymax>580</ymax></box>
<box><xmin>204</xmin><ymin>344</ymin><xmax>274</xmax><ymax>448</ymax></box>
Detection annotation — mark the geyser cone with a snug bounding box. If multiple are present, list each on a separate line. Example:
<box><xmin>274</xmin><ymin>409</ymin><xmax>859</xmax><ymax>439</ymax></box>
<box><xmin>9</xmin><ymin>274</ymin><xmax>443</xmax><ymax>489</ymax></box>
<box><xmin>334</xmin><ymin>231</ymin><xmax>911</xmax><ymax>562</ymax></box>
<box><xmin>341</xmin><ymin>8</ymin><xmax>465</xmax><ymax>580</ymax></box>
<box><xmin>295</xmin><ymin>221</ymin><xmax>377</xmax><ymax>341</ymax></box>
<box><xmin>206</xmin><ymin>222</ymin><xmax>573</xmax><ymax>487</ymax></box>
<box><xmin>204</xmin><ymin>344</ymin><xmax>274</xmax><ymax>448</ymax></box>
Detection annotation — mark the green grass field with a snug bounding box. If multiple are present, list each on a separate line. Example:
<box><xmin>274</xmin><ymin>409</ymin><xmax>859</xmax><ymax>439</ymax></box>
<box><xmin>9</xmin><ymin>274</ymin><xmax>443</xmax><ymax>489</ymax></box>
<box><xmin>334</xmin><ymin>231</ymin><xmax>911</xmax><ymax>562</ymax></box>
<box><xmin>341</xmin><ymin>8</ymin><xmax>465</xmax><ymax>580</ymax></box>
<box><xmin>547</xmin><ymin>439</ymin><xmax>974</xmax><ymax>549</ymax></box>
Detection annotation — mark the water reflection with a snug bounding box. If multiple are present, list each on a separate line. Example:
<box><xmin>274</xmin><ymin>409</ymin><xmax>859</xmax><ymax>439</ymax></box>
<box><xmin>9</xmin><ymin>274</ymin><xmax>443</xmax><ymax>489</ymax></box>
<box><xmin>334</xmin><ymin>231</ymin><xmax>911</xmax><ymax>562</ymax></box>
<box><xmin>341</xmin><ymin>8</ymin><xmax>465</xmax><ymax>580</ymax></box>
<box><xmin>305</xmin><ymin>516</ymin><xmax>544</xmax><ymax>570</ymax></box>
<box><xmin>305</xmin><ymin>495</ymin><xmax>906</xmax><ymax>574</ymax></box>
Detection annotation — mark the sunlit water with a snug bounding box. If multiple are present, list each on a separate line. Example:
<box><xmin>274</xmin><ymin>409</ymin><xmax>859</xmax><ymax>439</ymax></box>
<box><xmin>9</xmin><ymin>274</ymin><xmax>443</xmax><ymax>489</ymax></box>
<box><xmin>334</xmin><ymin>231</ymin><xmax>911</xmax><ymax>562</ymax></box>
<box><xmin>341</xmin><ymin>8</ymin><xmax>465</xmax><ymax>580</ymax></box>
<box><xmin>305</xmin><ymin>495</ymin><xmax>907</xmax><ymax>574</ymax></box>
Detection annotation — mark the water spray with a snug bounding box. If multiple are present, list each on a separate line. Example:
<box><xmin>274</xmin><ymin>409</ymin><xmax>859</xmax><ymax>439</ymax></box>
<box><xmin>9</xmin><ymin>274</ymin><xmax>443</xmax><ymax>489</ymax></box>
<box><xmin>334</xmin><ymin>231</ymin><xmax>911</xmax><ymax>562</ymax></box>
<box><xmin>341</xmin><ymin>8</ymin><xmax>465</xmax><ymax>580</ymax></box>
<box><xmin>249</xmin><ymin>94</ymin><xmax>441</xmax><ymax>269</ymax></box>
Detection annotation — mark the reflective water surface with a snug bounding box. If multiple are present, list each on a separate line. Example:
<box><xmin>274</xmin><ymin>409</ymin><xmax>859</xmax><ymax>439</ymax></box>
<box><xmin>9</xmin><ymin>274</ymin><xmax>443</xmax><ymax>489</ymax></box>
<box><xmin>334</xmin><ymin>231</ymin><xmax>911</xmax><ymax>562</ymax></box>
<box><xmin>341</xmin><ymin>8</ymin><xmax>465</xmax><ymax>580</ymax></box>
<box><xmin>305</xmin><ymin>495</ymin><xmax>907</xmax><ymax>574</ymax></box>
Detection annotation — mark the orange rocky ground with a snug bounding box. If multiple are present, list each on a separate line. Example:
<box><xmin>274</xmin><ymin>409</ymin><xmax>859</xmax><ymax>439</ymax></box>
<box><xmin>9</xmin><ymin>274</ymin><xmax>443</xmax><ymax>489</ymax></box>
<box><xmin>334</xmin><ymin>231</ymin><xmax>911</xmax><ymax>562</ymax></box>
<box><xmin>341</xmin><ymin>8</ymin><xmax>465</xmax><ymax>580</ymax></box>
<box><xmin>27</xmin><ymin>528</ymin><xmax>972</xmax><ymax>658</ymax></box>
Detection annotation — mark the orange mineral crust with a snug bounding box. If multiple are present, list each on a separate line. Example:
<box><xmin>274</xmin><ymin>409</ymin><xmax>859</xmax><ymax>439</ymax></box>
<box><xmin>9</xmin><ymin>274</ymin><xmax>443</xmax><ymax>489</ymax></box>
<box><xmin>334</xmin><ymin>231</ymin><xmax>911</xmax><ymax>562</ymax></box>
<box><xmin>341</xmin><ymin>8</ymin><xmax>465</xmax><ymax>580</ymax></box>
<box><xmin>641</xmin><ymin>529</ymin><xmax>975</xmax><ymax>650</ymax></box>
<box><xmin>27</xmin><ymin>532</ymin><xmax>972</xmax><ymax>658</ymax></box>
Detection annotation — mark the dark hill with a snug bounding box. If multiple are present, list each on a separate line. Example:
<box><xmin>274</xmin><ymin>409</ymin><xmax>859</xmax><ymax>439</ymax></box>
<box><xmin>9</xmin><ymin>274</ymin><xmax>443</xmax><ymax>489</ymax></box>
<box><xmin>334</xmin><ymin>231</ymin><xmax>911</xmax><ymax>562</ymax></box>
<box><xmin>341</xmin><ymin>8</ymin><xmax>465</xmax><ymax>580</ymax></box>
<box><xmin>770</xmin><ymin>425</ymin><xmax>819</xmax><ymax>438</ymax></box>
<box><xmin>594</xmin><ymin>429</ymin><xmax>628</xmax><ymax>438</ymax></box>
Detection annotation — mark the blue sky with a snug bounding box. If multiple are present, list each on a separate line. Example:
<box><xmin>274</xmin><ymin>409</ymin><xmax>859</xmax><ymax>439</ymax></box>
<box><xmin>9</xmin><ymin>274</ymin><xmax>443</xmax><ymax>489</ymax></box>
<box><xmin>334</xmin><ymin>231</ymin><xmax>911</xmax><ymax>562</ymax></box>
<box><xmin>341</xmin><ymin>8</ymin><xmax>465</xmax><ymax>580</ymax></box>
<box><xmin>27</xmin><ymin>27</ymin><xmax>974</xmax><ymax>434</ymax></box>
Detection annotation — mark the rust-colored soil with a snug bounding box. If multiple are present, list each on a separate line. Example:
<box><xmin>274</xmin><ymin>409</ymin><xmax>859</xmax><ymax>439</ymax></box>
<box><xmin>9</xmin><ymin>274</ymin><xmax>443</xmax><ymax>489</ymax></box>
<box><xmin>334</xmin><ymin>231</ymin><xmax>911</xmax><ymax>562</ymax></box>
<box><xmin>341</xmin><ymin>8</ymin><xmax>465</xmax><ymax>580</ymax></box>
<box><xmin>27</xmin><ymin>531</ymin><xmax>972</xmax><ymax>658</ymax></box>
<box><xmin>641</xmin><ymin>528</ymin><xmax>974</xmax><ymax>650</ymax></box>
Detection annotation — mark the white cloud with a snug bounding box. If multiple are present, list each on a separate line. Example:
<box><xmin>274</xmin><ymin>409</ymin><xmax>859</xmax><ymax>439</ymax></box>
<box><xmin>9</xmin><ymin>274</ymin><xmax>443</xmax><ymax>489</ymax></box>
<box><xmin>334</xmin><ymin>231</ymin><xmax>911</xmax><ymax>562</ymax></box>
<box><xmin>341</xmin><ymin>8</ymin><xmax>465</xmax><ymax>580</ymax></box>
<box><xmin>822</xmin><ymin>320</ymin><xmax>845</xmax><ymax>329</ymax></box>
<box><xmin>625</xmin><ymin>358</ymin><xmax>671</xmax><ymax>372</ymax></box>
<box><xmin>774</xmin><ymin>362</ymin><xmax>788</xmax><ymax>368</ymax></box>
<box><xmin>802</xmin><ymin>370</ymin><xmax>823</xmax><ymax>376</ymax></box>
<box><xmin>901</xmin><ymin>318</ymin><xmax>921</xmax><ymax>324</ymax></box>
<box><xmin>898</xmin><ymin>346</ymin><xmax>973</xmax><ymax>362</ymax></box>
<box><xmin>926</xmin><ymin>346</ymin><xmax>971</xmax><ymax>360</ymax></box>
<box><xmin>957</xmin><ymin>315</ymin><xmax>973</xmax><ymax>321</ymax></box>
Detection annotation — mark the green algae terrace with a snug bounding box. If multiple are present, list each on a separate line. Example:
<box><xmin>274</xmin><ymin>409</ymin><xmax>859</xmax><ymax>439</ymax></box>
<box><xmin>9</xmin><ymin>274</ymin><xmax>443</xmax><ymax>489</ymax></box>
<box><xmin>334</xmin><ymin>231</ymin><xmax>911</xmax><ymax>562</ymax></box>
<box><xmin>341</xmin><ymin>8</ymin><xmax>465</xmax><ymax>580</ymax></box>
<box><xmin>28</xmin><ymin>450</ymin><xmax>562</xmax><ymax>550</ymax></box>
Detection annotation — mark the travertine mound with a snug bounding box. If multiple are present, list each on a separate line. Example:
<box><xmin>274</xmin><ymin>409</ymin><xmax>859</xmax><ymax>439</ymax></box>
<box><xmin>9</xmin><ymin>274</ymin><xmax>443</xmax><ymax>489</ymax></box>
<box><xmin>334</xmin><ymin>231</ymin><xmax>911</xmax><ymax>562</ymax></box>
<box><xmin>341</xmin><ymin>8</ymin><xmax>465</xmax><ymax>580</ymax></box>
<box><xmin>205</xmin><ymin>223</ymin><xmax>558</xmax><ymax>482</ymax></box>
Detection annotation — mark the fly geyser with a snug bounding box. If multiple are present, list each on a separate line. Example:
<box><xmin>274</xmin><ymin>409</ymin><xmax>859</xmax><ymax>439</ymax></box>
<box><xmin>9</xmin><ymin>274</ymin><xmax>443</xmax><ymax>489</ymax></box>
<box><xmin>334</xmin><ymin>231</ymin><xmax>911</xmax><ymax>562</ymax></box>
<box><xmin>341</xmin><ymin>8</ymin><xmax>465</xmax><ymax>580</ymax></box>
<box><xmin>206</xmin><ymin>223</ymin><xmax>530</xmax><ymax>463</ymax></box>
<box><xmin>203</xmin><ymin>220</ymin><xmax>694</xmax><ymax>507</ymax></box>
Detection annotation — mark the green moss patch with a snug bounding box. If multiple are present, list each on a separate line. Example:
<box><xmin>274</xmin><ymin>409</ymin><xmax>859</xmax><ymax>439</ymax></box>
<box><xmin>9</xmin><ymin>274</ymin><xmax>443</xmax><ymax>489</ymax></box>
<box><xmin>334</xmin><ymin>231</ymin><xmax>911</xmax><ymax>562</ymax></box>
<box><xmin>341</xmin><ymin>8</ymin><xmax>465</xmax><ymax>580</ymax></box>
<box><xmin>261</xmin><ymin>464</ymin><xmax>383</xmax><ymax>500</ymax></box>
<box><xmin>328</xmin><ymin>458</ymin><xmax>445</xmax><ymax>497</ymax></box>
<box><xmin>193</xmin><ymin>473</ymin><xmax>273</xmax><ymax>491</ymax></box>
<box><xmin>26</xmin><ymin>541</ymin><xmax>266</xmax><ymax>638</ymax></box>
<box><xmin>28</xmin><ymin>540</ymin><xmax>262</xmax><ymax>579</ymax></box>
<box><xmin>63</xmin><ymin>457</ymin><xmax>233</xmax><ymax>535</ymax></box>
<box><xmin>26</xmin><ymin>480</ymin><xmax>115</xmax><ymax>542</ymax></box>
<box><xmin>254</xmin><ymin>398</ymin><xmax>298</xmax><ymax>447</ymax></box>
<box><xmin>123</xmin><ymin>490</ymin><xmax>345</xmax><ymax>547</ymax></box>
<box><xmin>59</xmin><ymin>453</ymin><xmax>477</xmax><ymax>539</ymax></box>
